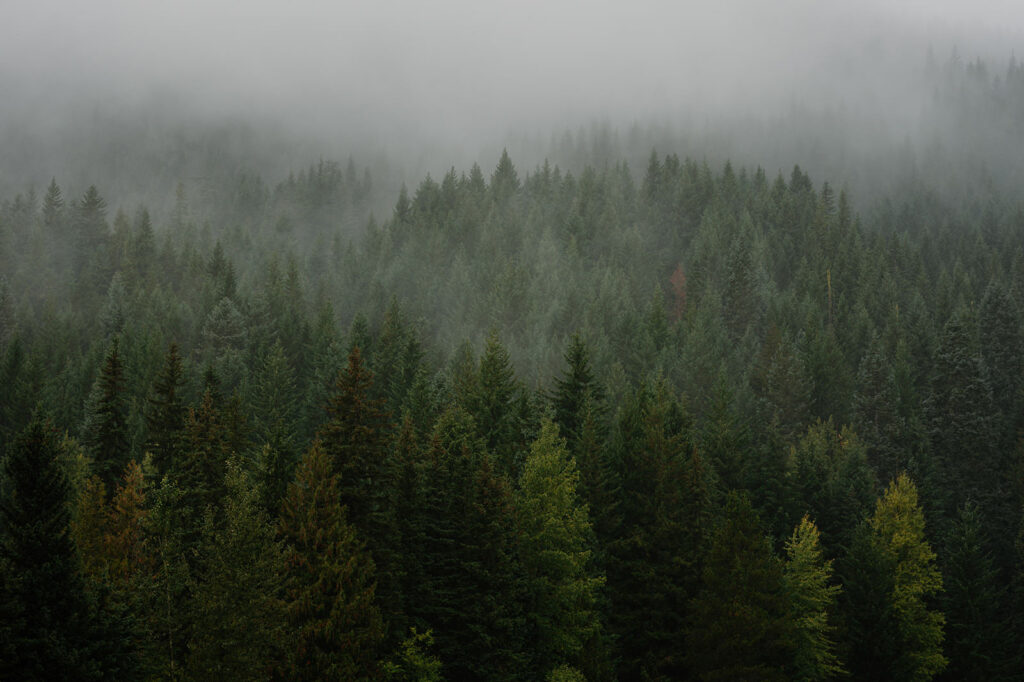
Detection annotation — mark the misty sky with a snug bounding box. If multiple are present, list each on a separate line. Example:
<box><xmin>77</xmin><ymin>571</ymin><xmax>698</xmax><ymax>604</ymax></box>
<box><xmin>1</xmin><ymin>1</ymin><xmax>1022</xmax><ymax>183</ymax></box>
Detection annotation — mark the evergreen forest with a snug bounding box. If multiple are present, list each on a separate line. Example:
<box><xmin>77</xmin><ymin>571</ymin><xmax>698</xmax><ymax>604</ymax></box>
<box><xmin>3</xmin><ymin>41</ymin><xmax>1024</xmax><ymax>682</ymax></box>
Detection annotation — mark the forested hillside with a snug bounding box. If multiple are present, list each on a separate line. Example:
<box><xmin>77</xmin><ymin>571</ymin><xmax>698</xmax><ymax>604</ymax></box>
<box><xmin>3</xmin><ymin>51</ymin><xmax>1024</xmax><ymax>682</ymax></box>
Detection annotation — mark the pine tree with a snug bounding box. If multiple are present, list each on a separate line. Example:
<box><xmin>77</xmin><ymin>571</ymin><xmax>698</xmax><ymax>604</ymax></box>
<box><xmin>145</xmin><ymin>343</ymin><xmax>186</xmax><ymax>477</ymax></box>
<box><xmin>516</xmin><ymin>420</ymin><xmax>603</xmax><ymax>675</ymax></box>
<box><xmin>410</xmin><ymin>406</ymin><xmax>528</xmax><ymax>681</ymax></box>
<box><xmin>784</xmin><ymin>516</ymin><xmax>844</xmax><ymax>681</ymax></box>
<box><xmin>790</xmin><ymin>420</ymin><xmax>876</xmax><ymax>556</ymax></box>
<box><xmin>249</xmin><ymin>340</ymin><xmax>301</xmax><ymax>515</ymax></box>
<box><xmin>83</xmin><ymin>337</ymin><xmax>130</xmax><ymax>487</ymax></box>
<box><xmin>852</xmin><ymin>335</ymin><xmax>908</xmax><ymax>488</ymax></box>
<box><xmin>927</xmin><ymin>310</ymin><xmax>999</xmax><ymax>519</ymax></box>
<box><xmin>605</xmin><ymin>384</ymin><xmax>708</xmax><ymax>680</ymax></box>
<box><xmin>551</xmin><ymin>333</ymin><xmax>605</xmax><ymax>451</ymax></box>
<box><xmin>172</xmin><ymin>390</ymin><xmax>231</xmax><ymax>540</ymax></box>
<box><xmin>317</xmin><ymin>345</ymin><xmax>398</xmax><ymax>632</ymax></box>
<box><xmin>686</xmin><ymin>491</ymin><xmax>792</xmax><ymax>681</ymax></box>
<box><xmin>870</xmin><ymin>474</ymin><xmax>947</xmax><ymax>681</ymax></box>
<box><xmin>279</xmin><ymin>441</ymin><xmax>385</xmax><ymax>680</ymax></box>
<box><xmin>940</xmin><ymin>503</ymin><xmax>1014</xmax><ymax>681</ymax></box>
<box><xmin>469</xmin><ymin>331</ymin><xmax>528</xmax><ymax>480</ymax></box>
<box><xmin>104</xmin><ymin>460</ymin><xmax>149</xmax><ymax>588</ymax></box>
<box><xmin>187</xmin><ymin>463</ymin><xmax>289</xmax><ymax>680</ymax></box>
<box><xmin>0</xmin><ymin>416</ymin><xmax>135</xmax><ymax>680</ymax></box>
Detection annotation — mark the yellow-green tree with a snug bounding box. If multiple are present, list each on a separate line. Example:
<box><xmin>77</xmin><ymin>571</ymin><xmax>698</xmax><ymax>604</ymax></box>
<box><xmin>870</xmin><ymin>473</ymin><xmax>946</xmax><ymax>681</ymax></box>
<box><xmin>516</xmin><ymin>420</ymin><xmax>603</xmax><ymax>676</ymax></box>
<box><xmin>784</xmin><ymin>516</ymin><xmax>843</xmax><ymax>681</ymax></box>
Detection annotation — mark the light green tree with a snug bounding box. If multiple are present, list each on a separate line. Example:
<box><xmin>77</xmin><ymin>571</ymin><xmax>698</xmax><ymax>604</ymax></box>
<box><xmin>784</xmin><ymin>515</ymin><xmax>844</xmax><ymax>681</ymax></box>
<box><xmin>516</xmin><ymin>420</ymin><xmax>603</xmax><ymax>674</ymax></box>
<box><xmin>870</xmin><ymin>473</ymin><xmax>946</xmax><ymax>681</ymax></box>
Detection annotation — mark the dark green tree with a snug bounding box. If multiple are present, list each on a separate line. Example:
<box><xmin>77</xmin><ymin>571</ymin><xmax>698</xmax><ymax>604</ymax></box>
<box><xmin>686</xmin><ymin>491</ymin><xmax>792</xmax><ymax>681</ymax></box>
<box><xmin>940</xmin><ymin>502</ymin><xmax>1014</xmax><ymax>681</ymax></box>
<box><xmin>187</xmin><ymin>463</ymin><xmax>289</xmax><ymax>680</ymax></box>
<box><xmin>145</xmin><ymin>343</ymin><xmax>186</xmax><ymax>477</ymax></box>
<box><xmin>551</xmin><ymin>333</ymin><xmax>605</xmax><ymax>452</ymax></box>
<box><xmin>83</xmin><ymin>337</ymin><xmax>130</xmax><ymax>487</ymax></box>
<box><xmin>279</xmin><ymin>441</ymin><xmax>385</xmax><ymax>680</ymax></box>
<box><xmin>0</xmin><ymin>416</ymin><xmax>135</xmax><ymax>680</ymax></box>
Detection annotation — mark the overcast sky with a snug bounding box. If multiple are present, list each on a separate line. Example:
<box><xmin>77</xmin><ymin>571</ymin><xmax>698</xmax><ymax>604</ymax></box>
<box><xmin>1</xmin><ymin>1</ymin><xmax>1022</xmax><ymax>169</ymax></box>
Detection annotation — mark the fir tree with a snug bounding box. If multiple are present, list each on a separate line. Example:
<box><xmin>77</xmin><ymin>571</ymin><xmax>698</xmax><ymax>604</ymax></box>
<box><xmin>187</xmin><ymin>463</ymin><xmax>289</xmax><ymax>680</ymax></box>
<box><xmin>83</xmin><ymin>336</ymin><xmax>130</xmax><ymax>487</ymax></box>
<box><xmin>516</xmin><ymin>420</ymin><xmax>603</xmax><ymax>675</ymax></box>
<box><xmin>0</xmin><ymin>416</ymin><xmax>135</xmax><ymax>680</ymax></box>
<box><xmin>279</xmin><ymin>441</ymin><xmax>385</xmax><ymax>680</ymax></box>
<box><xmin>145</xmin><ymin>343</ymin><xmax>186</xmax><ymax>477</ymax></box>
<box><xmin>870</xmin><ymin>474</ymin><xmax>947</xmax><ymax>681</ymax></box>
<box><xmin>551</xmin><ymin>333</ymin><xmax>605</xmax><ymax>451</ymax></box>
<box><xmin>686</xmin><ymin>491</ymin><xmax>792</xmax><ymax>681</ymax></box>
<box><xmin>940</xmin><ymin>503</ymin><xmax>1014</xmax><ymax>681</ymax></box>
<box><xmin>784</xmin><ymin>516</ymin><xmax>844</xmax><ymax>681</ymax></box>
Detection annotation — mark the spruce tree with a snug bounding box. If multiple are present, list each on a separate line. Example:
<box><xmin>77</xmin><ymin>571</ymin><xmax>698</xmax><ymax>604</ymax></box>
<box><xmin>317</xmin><ymin>345</ymin><xmax>398</xmax><ymax>633</ymax></box>
<box><xmin>940</xmin><ymin>502</ymin><xmax>1014</xmax><ymax>680</ymax></box>
<box><xmin>0</xmin><ymin>416</ymin><xmax>135</xmax><ymax>680</ymax></box>
<box><xmin>279</xmin><ymin>441</ymin><xmax>385</xmax><ymax>680</ymax></box>
<box><xmin>870</xmin><ymin>473</ymin><xmax>947</xmax><ymax>681</ymax></box>
<box><xmin>516</xmin><ymin>420</ymin><xmax>603</xmax><ymax>676</ymax></box>
<box><xmin>145</xmin><ymin>343</ymin><xmax>186</xmax><ymax>477</ymax></box>
<box><xmin>551</xmin><ymin>333</ymin><xmax>605</xmax><ymax>451</ymax></box>
<box><xmin>784</xmin><ymin>516</ymin><xmax>844</xmax><ymax>681</ymax></box>
<box><xmin>83</xmin><ymin>336</ymin><xmax>130</xmax><ymax>487</ymax></box>
<box><xmin>686</xmin><ymin>491</ymin><xmax>792</xmax><ymax>681</ymax></box>
<box><xmin>187</xmin><ymin>463</ymin><xmax>289</xmax><ymax>680</ymax></box>
<box><xmin>469</xmin><ymin>331</ymin><xmax>527</xmax><ymax>480</ymax></box>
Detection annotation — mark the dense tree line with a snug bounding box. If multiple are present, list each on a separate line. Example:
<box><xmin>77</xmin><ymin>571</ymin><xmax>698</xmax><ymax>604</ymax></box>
<box><xmin>3</xmin><ymin>59</ymin><xmax>1024</xmax><ymax>679</ymax></box>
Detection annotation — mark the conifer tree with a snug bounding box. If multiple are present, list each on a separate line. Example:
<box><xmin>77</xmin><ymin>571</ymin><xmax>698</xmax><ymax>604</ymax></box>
<box><xmin>551</xmin><ymin>333</ymin><xmax>605</xmax><ymax>451</ymax></box>
<box><xmin>0</xmin><ymin>416</ymin><xmax>135</xmax><ymax>680</ymax></box>
<box><xmin>469</xmin><ymin>330</ymin><xmax>527</xmax><ymax>480</ymax></box>
<box><xmin>173</xmin><ymin>390</ymin><xmax>231</xmax><ymax>540</ymax></box>
<box><xmin>790</xmin><ymin>420</ymin><xmax>876</xmax><ymax>555</ymax></box>
<box><xmin>83</xmin><ymin>336</ymin><xmax>130</xmax><ymax>487</ymax></box>
<box><xmin>249</xmin><ymin>340</ymin><xmax>301</xmax><ymax>514</ymax></box>
<box><xmin>279</xmin><ymin>441</ymin><xmax>385</xmax><ymax>680</ymax></box>
<box><xmin>870</xmin><ymin>473</ymin><xmax>947</xmax><ymax>681</ymax></box>
<box><xmin>410</xmin><ymin>406</ymin><xmax>528</xmax><ymax>681</ymax></box>
<box><xmin>784</xmin><ymin>516</ymin><xmax>844</xmax><ymax>681</ymax></box>
<box><xmin>146</xmin><ymin>343</ymin><xmax>186</xmax><ymax>476</ymax></box>
<box><xmin>187</xmin><ymin>463</ymin><xmax>289</xmax><ymax>680</ymax></box>
<box><xmin>516</xmin><ymin>420</ymin><xmax>603</xmax><ymax>676</ymax></box>
<box><xmin>686</xmin><ymin>491</ymin><xmax>792</xmax><ymax>681</ymax></box>
<box><xmin>940</xmin><ymin>503</ymin><xmax>1013</xmax><ymax>681</ymax></box>
<box><xmin>605</xmin><ymin>384</ymin><xmax>708</xmax><ymax>680</ymax></box>
<box><xmin>317</xmin><ymin>345</ymin><xmax>398</xmax><ymax>632</ymax></box>
<box><xmin>104</xmin><ymin>460</ymin><xmax>149</xmax><ymax>588</ymax></box>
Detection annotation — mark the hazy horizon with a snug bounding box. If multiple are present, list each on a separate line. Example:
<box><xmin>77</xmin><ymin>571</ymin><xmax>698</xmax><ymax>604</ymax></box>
<box><xmin>2</xmin><ymin>1</ymin><xmax>1023</xmax><ymax>209</ymax></box>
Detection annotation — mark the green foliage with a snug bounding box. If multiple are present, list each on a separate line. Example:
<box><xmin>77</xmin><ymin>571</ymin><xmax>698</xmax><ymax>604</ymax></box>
<box><xmin>686</xmin><ymin>491</ymin><xmax>792</xmax><ymax>681</ymax></box>
<box><xmin>146</xmin><ymin>342</ymin><xmax>187</xmax><ymax>477</ymax></box>
<box><xmin>869</xmin><ymin>473</ymin><xmax>947</xmax><ymax>681</ymax></box>
<box><xmin>278</xmin><ymin>441</ymin><xmax>384</xmax><ymax>680</ymax></box>
<box><xmin>784</xmin><ymin>516</ymin><xmax>844</xmax><ymax>681</ymax></box>
<box><xmin>82</xmin><ymin>337</ymin><xmax>129</xmax><ymax>487</ymax></box>
<box><xmin>383</xmin><ymin>628</ymin><xmax>443</xmax><ymax>682</ymax></box>
<box><xmin>516</xmin><ymin>420</ymin><xmax>604</xmax><ymax>674</ymax></box>
<box><xmin>940</xmin><ymin>502</ymin><xmax>1014</xmax><ymax>681</ymax></box>
<box><xmin>0</xmin><ymin>415</ymin><xmax>136</xmax><ymax>680</ymax></box>
<box><xmin>789</xmin><ymin>420</ymin><xmax>876</xmax><ymax>555</ymax></box>
<box><xmin>186</xmin><ymin>462</ymin><xmax>289</xmax><ymax>680</ymax></box>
